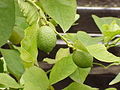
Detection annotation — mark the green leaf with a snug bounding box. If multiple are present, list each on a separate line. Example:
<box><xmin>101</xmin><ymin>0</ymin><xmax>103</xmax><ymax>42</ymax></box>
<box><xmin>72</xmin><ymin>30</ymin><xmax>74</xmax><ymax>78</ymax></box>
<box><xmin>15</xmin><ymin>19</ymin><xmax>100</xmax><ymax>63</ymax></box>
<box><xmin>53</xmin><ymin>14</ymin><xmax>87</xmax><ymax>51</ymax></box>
<box><xmin>64</xmin><ymin>32</ymin><xmax>103</xmax><ymax>52</ymax></box>
<box><xmin>74</xmin><ymin>14</ymin><xmax>80</xmax><ymax>22</ymax></box>
<box><xmin>92</xmin><ymin>15</ymin><xmax>120</xmax><ymax>32</ymax></box>
<box><xmin>109</xmin><ymin>73</ymin><xmax>120</xmax><ymax>85</ymax></box>
<box><xmin>9</xmin><ymin>88</ymin><xmax>19</xmax><ymax>90</ymax></box>
<box><xmin>43</xmin><ymin>48</ymin><xmax>70</xmax><ymax>64</ymax></box>
<box><xmin>70</xmin><ymin>67</ymin><xmax>91</xmax><ymax>83</ymax></box>
<box><xmin>0</xmin><ymin>73</ymin><xmax>22</xmax><ymax>89</ymax></box>
<box><xmin>0</xmin><ymin>59</ymin><xmax>4</xmax><ymax>73</ymax></box>
<box><xmin>63</xmin><ymin>82</ymin><xmax>98</xmax><ymax>90</ymax></box>
<box><xmin>87</xmin><ymin>44</ymin><xmax>120</xmax><ymax>63</ymax></box>
<box><xmin>50</xmin><ymin>55</ymin><xmax>77</xmax><ymax>85</ymax></box>
<box><xmin>0</xmin><ymin>84</ymin><xmax>6</xmax><ymax>89</ymax></box>
<box><xmin>55</xmin><ymin>48</ymin><xmax>70</xmax><ymax>61</ymax></box>
<box><xmin>40</xmin><ymin>0</ymin><xmax>77</xmax><ymax>32</ymax></box>
<box><xmin>9</xmin><ymin>17</ymin><xmax>28</xmax><ymax>44</ymax></box>
<box><xmin>0</xmin><ymin>0</ymin><xmax>15</xmax><ymax>47</ymax></box>
<box><xmin>21</xmin><ymin>66</ymin><xmax>49</xmax><ymax>90</ymax></box>
<box><xmin>105</xmin><ymin>88</ymin><xmax>117</xmax><ymax>90</ymax></box>
<box><xmin>64</xmin><ymin>33</ymin><xmax>78</xmax><ymax>43</ymax></box>
<box><xmin>77</xmin><ymin>31</ymin><xmax>103</xmax><ymax>46</ymax></box>
<box><xmin>0</xmin><ymin>57</ymin><xmax>7</xmax><ymax>72</ymax></box>
<box><xmin>43</xmin><ymin>58</ymin><xmax>56</xmax><ymax>64</ymax></box>
<box><xmin>92</xmin><ymin>15</ymin><xmax>120</xmax><ymax>42</ymax></box>
<box><xmin>9</xmin><ymin>0</ymin><xmax>28</xmax><ymax>44</ymax></box>
<box><xmin>73</xmin><ymin>40</ymin><xmax>88</xmax><ymax>53</ymax></box>
<box><xmin>19</xmin><ymin>23</ymin><xmax>38</xmax><ymax>68</ymax></box>
<box><xmin>18</xmin><ymin>0</ymin><xmax>46</xmax><ymax>25</ymax></box>
<box><xmin>102</xmin><ymin>21</ymin><xmax>120</xmax><ymax>42</ymax></box>
<box><xmin>0</xmin><ymin>49</ymin><xmax>25</xmax><ymax>79</ymax></box>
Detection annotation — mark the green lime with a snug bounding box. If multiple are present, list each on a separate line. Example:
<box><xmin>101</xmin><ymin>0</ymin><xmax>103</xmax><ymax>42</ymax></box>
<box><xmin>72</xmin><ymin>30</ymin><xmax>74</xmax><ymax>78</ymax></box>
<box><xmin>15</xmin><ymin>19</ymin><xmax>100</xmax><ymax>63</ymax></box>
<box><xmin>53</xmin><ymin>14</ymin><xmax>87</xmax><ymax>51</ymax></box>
<box><xmin>37</xmin><ymin>25</ymin><xmax>57</xmax><ymax>53</ymax></box>
<box><xmin>9</xmin><ymin>29</ymin><xmax>24</xmax><ymax>44</ymax></box>
<box><xmin>72</xmin><ymin>50</ymin><xmax>93</xmax><ymax>68</ymax></box>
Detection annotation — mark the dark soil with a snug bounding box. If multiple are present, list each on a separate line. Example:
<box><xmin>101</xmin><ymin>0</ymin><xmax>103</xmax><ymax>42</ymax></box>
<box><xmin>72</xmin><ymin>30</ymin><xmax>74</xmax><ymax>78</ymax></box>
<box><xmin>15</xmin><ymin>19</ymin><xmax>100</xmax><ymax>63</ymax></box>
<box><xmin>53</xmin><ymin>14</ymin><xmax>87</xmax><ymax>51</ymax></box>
<box><xmin>77</xmin><ymin>0</ymin><xmax>120</xmax><ymax>7</ymax></box>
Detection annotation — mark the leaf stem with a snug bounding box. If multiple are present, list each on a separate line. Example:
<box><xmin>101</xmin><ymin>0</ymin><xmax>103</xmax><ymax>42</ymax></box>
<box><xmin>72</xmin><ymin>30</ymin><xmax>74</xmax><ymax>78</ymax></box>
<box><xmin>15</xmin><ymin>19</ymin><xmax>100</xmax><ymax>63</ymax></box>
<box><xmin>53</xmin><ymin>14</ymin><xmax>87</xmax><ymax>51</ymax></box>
<box><xmin>93</xmin><ymin>62</ymin><xmax>107</xmax><ymax>69</ymax></box>
<box><xmin>107</xmin><ymin>38</ymin><xmax>120</xmax><ymax>49</ymax></box>
<box><xmin>27</xmin><ymin>0</ymin><xmax>48</xmax><ymax>25</ymax></box>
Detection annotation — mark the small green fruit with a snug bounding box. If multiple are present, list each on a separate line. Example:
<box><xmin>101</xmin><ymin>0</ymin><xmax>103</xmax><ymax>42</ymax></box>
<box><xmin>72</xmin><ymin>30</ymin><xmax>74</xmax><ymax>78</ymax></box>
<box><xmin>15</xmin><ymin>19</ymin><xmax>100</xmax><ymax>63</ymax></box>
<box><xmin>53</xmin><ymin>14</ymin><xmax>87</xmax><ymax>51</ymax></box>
<box><xmin>37</xmin><ymin>26</ymin><xmax>57</xmax><ymax>53</ymax></box>
<box><xmin>72</xmin><ymin>50</ymin><xmax>93</xmax><ymax>68</ymax></box>
<box><xmin>9</xmin><ymin>29</ymin><xmax>24</xmax><ymax>44</ymax></box>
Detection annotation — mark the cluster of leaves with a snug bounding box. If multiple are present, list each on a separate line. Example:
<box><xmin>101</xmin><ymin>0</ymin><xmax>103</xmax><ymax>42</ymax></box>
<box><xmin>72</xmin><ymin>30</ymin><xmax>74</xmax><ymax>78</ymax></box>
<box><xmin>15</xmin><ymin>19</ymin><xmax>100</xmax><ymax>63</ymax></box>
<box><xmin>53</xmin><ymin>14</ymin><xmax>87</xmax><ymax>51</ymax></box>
<box><xmin>0</xmin><ymin>0</ymin><xmax>120</xmax><ymax>90</ymax></box>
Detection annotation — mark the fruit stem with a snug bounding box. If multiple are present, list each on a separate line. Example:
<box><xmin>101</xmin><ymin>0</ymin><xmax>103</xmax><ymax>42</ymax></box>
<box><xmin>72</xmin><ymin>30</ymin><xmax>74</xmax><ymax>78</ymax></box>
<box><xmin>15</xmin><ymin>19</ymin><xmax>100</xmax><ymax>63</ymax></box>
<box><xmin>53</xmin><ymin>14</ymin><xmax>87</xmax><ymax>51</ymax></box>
<box><xmin>53</xmin><ymin>29</ymin><xmax>75</xmax><ymax>49</ymax></box>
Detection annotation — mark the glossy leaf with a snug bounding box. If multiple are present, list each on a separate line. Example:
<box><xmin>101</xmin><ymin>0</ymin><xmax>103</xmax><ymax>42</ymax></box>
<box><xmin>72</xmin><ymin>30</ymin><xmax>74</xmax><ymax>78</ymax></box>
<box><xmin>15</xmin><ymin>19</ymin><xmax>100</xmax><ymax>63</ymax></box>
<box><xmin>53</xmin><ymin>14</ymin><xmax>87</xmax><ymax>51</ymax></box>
<box><xmin>0</xmin><ymin>73</ymin><xmax>22</xmax><ymax>89</ymax></box>
<box><xmin>109</xmin><ymin>73</ymin><xmax>120</xmax><ymax>85</ymax></box>
<box><xmin>40</xmin><ymin>0</ymin><xmax>77</xmax><ymax>32</ymax></box>
<box><xmin>55</xmin><ymin>48</ymin><xmax>70</xmax><ymax>61</ymax></box>
<box><xmin>87</xmin><ymin>44</ymin><xmax>120</xmax><ymax>63</ymax></box>
<box><xmin>21</xmin><ymin>66</ymin><xmax>49</xmax><ymax>90</ymax></box>
<box><xmin>19</xmin><ymin>23</ymin><xmax>38</xmax><ymax>68</ymax></box>
<box><xmin>50</xmin><ymin>55</ymin><xmax>77</xmax><ymax>85</ymax></box>
<box><xmin>0</xmin><ymin>0</ymin><xmax>15</xmax><ymax>47</ymax></box>
<box><xmin>70</xmin><ymin>67</ymin><xmax>91</xmax><ymax>83</ymax></box>
<box><xmin>63</xmin><ymin>82</ymin><xmax>98</xmax><ymax>90</ymax></box>
<box><xmin>0</xmin><ymin>49</ymin><xmax>25</xmax><ymax>79</ymax></box>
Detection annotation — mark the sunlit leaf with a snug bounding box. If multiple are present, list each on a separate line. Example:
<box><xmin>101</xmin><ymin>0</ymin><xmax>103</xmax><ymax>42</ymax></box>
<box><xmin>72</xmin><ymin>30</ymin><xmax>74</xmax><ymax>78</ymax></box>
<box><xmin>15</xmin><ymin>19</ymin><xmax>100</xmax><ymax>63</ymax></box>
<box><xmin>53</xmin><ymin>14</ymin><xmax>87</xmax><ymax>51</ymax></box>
<box><xmin>109</xmin><ymin>73</ymin><xmax>120</xmax><ymax>85</ymax></box>
<box><xmin>19</xmin><ymin>23</ymin><xmax>38</xmax><ymax>68</ymax></box>
<box><xmin>0</xmin><ymin>73</ymin><xmax>22</xmax><ymax>89</ymax></box>
<box><xmin>77</xmin><ymin>31</ymin><xmax>103</xmax><ymax>46</ymax></box>
<box><xmin>43</xmin><ymin>58</ymin><xmax>55</xmax><ymax>64</ymax></box>
<box><xmin>40</xmin><ymin>0</ymin><xmax>77</xmax><ymax>32</ymax></box>
<box><xmin>87</xmin><ymin>44</ymin><xmax>120</xmax><ymax>63</ymax></box>
<box><xmin>70</xmin><ymin>67</ymin><xmax>91</xmax><ymax>83</ymax></box>
<box><xmin>21</xmin><ymin>66</ymin><xmax>49</xmax><ymax>90</ymax></box>
<box><xmin>63</xmin><ymin>82</ymin><xmax>98</xmax><ymax>90</ymax></box>
<box><xmin>55</xmin><ymin>48</ymin><xmax>70</xmax><ymax>61</ymax></box>
<box><xmin>50</xmin><ymin>55</ymin><xmax>77</xmax><ymax>85</ymax></box>
<box><xmin>92</xmin><ymin>15</ymin><xmax>120</xmax><ymax>42</ymax></box>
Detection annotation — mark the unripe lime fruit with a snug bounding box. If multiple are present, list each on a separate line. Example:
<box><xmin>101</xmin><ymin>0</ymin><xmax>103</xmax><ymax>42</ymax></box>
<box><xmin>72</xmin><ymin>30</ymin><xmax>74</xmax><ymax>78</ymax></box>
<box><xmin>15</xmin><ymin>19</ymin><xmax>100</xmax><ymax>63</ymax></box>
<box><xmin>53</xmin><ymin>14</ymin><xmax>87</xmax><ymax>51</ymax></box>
<box><xmin>72</xmin><ymin>50</ymin><xmax>93</xmax><ymax>68</ymax></box>
<box><xmin>9</xmin><ymin>29</ymin><xmax>24</xmax><ymax>44</ymax></box>
<box><xmin>37</xmin><ymin>26</ymin><xmax>57</xmax><ymax>53</ymax></box>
